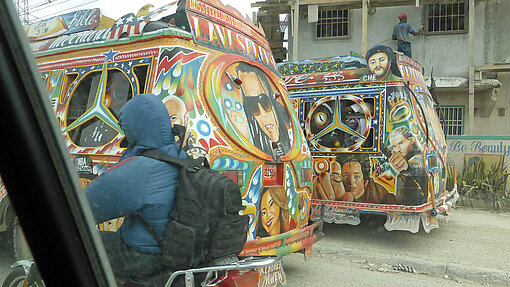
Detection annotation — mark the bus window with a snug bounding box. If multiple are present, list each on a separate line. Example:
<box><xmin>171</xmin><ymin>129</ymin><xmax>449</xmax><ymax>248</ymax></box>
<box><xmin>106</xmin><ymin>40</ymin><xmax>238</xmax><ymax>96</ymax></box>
<box><xmin>133</xmin><ymin>65</ymin><xmax>149</xmax><ymax>95</ymax></box>
<box><xmin>66</xmin><ymin>69</ymin><xmax>132</xmax><ymax>147</ymax></box>
<box><xmin>308</xmin><ymin>98</ymin><xmax>371</xmax><ymax>149</ymax></box>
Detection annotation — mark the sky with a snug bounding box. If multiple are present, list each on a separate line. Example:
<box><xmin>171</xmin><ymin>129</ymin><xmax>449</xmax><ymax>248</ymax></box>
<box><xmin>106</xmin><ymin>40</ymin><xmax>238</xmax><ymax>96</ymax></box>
<box><xmin>28</xmin><ymin>0</ymin><xmax>258</xmax><ymax>22</ymax></box>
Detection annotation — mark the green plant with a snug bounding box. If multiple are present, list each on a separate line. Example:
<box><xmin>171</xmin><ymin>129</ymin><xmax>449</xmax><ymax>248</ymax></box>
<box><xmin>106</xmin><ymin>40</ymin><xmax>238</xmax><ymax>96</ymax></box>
<box><xmin>457</xmin><ymin>156</ymin><xmax>509</xmax><ymax>209</ymax></box>
<box><xmin>484</xmin><ymin>157</ymin><xmax>509</xmax><ymax>208</ymax></box>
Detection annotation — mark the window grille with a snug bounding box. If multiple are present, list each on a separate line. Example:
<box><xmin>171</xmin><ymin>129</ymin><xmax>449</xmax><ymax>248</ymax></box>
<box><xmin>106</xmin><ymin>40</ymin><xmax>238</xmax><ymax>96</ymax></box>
<box><xmin>426</xmin><ymin>2</ymin><xmax>466</xmax><ymax>33</ymax></box>
<box><xmin>436</xmin><ymin>106</ymin><xmax>464</xmax><ymax>136</ymax></box>
<box><xmin>316</xmin><ymin>8</ymin><xmax>348</xmax><ymax>38</ymax></box>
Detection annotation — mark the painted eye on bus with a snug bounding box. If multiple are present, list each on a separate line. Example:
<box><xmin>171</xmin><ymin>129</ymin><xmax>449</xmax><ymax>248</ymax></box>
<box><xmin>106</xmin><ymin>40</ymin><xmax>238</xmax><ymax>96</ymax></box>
<box><xmin>315</xmin><ymin>112</ymin><xmax>328</xmax><ymax>126</ymax></box>
<box><xmin>234</xmin><ymin>102</ymin><xmax>242</xmax><ymax>111</ymax></box>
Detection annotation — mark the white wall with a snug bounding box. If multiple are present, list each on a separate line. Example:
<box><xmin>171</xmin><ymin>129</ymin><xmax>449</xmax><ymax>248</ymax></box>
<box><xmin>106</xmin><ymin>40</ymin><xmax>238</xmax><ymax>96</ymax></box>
<box><xmin>293</xmin><ymin>2</ymin><xmax>488</xmax><ymax>77</ymax></box>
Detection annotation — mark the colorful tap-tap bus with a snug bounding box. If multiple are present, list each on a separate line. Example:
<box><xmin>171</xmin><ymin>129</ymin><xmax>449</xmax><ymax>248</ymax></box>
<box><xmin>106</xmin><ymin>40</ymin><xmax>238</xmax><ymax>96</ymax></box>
<box><xmin>280</xmin><ymin>45</ymin><xmax>459</xmax><ymax>233</ymax></box>
<box><xmin>0</xmin><ymin>1</ymin><xmax>321</xmax><ymax>283</ymax></box>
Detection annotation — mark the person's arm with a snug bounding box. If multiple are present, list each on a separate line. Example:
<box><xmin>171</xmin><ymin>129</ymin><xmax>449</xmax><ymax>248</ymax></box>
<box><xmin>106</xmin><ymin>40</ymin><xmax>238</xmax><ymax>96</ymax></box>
<box><xmin>85</xmin><ymin>158</ymin><xmax>147</xmax><ymax>223</ymax></box>
<box><xmin>392</xmin><ymin>25</ymin><xmax>398</xmax><ymax>40</ymax></box>
<box><xmin>409</xmin><ymin>24</ymin><xmax>421</xmax><ymax>36</ymax></box>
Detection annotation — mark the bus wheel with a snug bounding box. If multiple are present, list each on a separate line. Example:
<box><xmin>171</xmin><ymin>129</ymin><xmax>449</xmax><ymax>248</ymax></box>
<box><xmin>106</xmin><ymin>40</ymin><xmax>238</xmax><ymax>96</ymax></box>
<box><xmin>13</xmin><ymin>217</ymin><xmax>31</xmax><ymax>260</ymax></box>
<box><xmin>1</xmin><ymin>267</ymin><xmax>26</xmax><ymax>287</ymax></box>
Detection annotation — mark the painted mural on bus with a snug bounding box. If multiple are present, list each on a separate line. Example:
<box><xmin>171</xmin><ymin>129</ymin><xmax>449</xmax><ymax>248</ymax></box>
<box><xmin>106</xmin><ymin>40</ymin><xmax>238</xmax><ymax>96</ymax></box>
<box><xmin>0</xmin><ymin>1</ymin><xmax>322</xmax><ymax>284</ymax></box>
<box><xmin>280</xmin><ymin>45</ymin><xmax>458</xmax><ymax>233</ymax></box>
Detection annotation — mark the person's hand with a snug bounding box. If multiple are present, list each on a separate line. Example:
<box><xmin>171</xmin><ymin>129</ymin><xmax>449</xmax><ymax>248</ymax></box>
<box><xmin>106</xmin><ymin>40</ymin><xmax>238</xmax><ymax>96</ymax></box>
<box><xmin>313</xmin><ymin>172</ymin><xmax>335</xmax><ymax>200</ymax></box>
<box><xmin>330</xmin><ymin>161</ymin><xmax>345</xmax><ymax>200</ymax></box>
<box><xmin>389</xmin><ymin>152</ymin><xmax>409</xmax><ymax>173</ymax></box>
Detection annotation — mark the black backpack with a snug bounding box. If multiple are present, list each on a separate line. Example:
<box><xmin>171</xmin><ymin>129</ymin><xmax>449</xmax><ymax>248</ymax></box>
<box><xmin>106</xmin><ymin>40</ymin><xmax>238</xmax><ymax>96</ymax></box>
<box><xmin>138</xmin><ymin>149</ymin><xmax>249</xmax><ymax>270</ymax></box>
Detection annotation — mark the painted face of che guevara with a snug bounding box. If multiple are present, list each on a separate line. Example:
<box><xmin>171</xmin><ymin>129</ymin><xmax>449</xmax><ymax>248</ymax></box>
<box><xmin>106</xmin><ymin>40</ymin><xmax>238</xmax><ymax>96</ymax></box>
<box><xmin>238</xmin><ymin>71</ymin><xmax>280</xmax><ymax>142</ymax></box>
<box><xmin>342</xmin><ymin>161</ymin><xmax>366</xmax><ymax>199</ymax></box>
<box><xmin>368</xmin><ymin>52</ymin><xmax>390</xmax><ymax>79</ymax></box>
<box><xmin>260</xmin><ymin>190</ymin><xmax>281</xmax><ymax>236</ymax></box>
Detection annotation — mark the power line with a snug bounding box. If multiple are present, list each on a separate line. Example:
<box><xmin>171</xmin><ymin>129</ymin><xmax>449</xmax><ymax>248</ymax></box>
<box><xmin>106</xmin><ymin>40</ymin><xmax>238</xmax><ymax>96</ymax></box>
<box><xmin>30</xmin><ymin>0</ymin><xmax>72</xmax><ymax>13</ymax></box>
<box><xmin>29</xmin><ymin>0</ymin><xmax>56</xmax><ymax>10</ymax></box>
<box><xmin>30</xmin><ymin>0</ymin><xmax>99</xmax><ymax>21</ymax></box>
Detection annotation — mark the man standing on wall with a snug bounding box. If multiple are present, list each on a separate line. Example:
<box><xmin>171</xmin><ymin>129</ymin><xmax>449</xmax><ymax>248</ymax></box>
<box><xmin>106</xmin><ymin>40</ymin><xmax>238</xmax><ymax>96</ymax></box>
<box><xmin>392</xmin><ymin>13</ymin><xmax>421</xmax><ymax>58</ymax></box>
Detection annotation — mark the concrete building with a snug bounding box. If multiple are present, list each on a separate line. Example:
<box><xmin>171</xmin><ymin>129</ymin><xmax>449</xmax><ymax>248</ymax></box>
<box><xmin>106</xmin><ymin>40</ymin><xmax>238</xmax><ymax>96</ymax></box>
<box><xmin>253</xmin><ymin>0</ymin><xmax>510</xmax><ymax>173</ymax></box>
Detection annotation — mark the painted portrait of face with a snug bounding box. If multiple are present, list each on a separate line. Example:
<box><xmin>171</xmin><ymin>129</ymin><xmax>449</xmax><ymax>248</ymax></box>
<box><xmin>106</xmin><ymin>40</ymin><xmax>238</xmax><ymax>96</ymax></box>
<box><xmin>222</xmin><ymin>75</ymin><xmax>250</xmax><ymax>139</ymax></box>
<box><xmin>368</xmin><ymin>52</ymin><xmax>390</xmax><ymax>79</ymax></box>
<box><xmin>163</xmin><ymin>95</ymin><xmax>188</xmax><ymax>127</ymax></box>
<box><xmin>389</xmin><ymin>128</ymin><xmax>416</xmax><ymax>157</ymax></box>
<box><xmin>258</xmin><ymin>186</ymin><xmax>290</xmax><ymax>237</ymax></box>
<box><xmin>260</xmin><ymin>189</ymin><xmax>281</xmax><ymax>236</ymax></box>
<box><xmin>163</xmin><ymin>95</ymin><xmax>190</xmax><ymax>144</ymax></box>
<box><xmin>238</xmin><ymin>70</ymin><xmax>280</xmax><ymax>142</ymax></box>
<box><xmin>226</xmin><ymin>62</ymin><xmax>293</xmax><ymax>159</ymax></box>
<box><xmin>341</xmin><ymin>161</ymin><xmax>367</xmax><ymax>199</ymax></box>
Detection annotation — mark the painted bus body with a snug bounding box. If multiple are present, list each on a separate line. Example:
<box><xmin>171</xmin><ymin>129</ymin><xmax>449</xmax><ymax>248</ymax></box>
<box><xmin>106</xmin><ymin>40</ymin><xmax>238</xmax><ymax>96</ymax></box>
<box><xmin>14</xmin><ymin>0</ymin><xmax>318</xmax><ymax>270</ymax></box>
<box><xmin>280</xmin><ymin>45</ymin><xmax>458</xmax><ymax>233</ymax></box>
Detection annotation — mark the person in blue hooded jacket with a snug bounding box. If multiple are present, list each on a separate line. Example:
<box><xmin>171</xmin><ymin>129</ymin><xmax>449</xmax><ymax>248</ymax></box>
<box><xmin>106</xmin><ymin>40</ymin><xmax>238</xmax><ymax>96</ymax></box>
<box><xmin>85</xmin><ymin>94</ymin><xmax>187</xmax><ymax>284</ymax></box>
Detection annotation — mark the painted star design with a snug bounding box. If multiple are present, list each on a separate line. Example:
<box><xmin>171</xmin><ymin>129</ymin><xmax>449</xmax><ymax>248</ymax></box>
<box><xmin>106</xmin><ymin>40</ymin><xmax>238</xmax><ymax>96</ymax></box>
<box><xmin>115</xmin><ymin>18</ymin><xmax>125</xmax><ymax>25</ymax></box>
<box><xmin>64</xmin><ymin>61</ymin><xmax>124</xmax><ymax>136</ymax></box>
<box><xmin>103</xmin><ymin>49</ymin><xmax>119</xmax><ymax>63</ymax></box>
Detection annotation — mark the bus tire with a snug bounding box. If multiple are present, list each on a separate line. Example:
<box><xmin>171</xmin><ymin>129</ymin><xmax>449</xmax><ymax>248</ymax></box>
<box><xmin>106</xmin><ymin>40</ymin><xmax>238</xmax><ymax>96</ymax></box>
<box><xmin>1</xmin><ymin>267</ymin><xmax>26</xmax><ymax>287</ymax></box>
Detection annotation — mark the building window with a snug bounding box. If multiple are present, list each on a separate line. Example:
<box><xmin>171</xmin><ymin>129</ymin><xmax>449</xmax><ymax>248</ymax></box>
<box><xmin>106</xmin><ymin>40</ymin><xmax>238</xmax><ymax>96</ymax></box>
<box><xmin>436</xmin><ymin>106</ymin><xmax>464</xmax><ymax>136</ymax></box>
<box><xmin>426</xmin><ymin>2</ymin><xmax>466</xmax><ymax>34</ymax></box>
<box><xmin>316</xmin><ymin>8</ymin><xmax>349</xmax><ymax>38</ymax></box>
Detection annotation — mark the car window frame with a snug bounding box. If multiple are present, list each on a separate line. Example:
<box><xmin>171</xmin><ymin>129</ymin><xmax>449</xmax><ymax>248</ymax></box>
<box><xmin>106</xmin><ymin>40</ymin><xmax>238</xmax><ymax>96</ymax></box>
<box><xmin>0</xmin><ymin>1</ymin><xmax>116</xmax><ymax>286</ymax></box>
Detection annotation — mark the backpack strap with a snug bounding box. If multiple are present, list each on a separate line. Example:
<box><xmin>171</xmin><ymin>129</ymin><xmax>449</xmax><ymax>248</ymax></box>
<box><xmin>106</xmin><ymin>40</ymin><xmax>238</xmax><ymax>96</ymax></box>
<box><xmin>131</xmin><ymin>212</ymin><xmax>164</xmax><ymax>247</ymax></box>
<box><xmin>141</xmin><ymin>149</ymin><xmax>206</xmax><ymax>171</ymax></box>
<box><xmin>141</xmin><ymin>149</ymin><xmax>185</xmax><ymax>167</ymax></box>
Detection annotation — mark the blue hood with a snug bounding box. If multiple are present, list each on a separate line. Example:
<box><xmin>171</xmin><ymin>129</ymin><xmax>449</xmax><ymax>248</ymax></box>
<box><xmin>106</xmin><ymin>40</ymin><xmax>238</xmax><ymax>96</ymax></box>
<box><xmin>119</xmin><ymin>94</ymin><xmax>176</xmax><ymax>160</ymax></box>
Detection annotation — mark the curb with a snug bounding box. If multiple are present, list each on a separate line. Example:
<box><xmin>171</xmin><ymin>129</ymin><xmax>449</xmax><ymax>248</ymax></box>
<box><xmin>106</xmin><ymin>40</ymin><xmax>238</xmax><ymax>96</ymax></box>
<box><xmin>456</xmin><ymin>198</ymin><xmax>510</xmax><ymax>212</ymax></box>
<box><xmin>314</xmin><ymin>246</ymin><xmax>510</xmax><ymax>286</ymax></box>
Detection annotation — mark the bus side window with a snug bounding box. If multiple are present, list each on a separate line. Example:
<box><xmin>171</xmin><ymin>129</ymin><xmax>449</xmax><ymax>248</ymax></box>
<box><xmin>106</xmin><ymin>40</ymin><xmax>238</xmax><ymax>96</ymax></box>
<box><xmin>66</xmin><ymin>69</ymin><xmax>132</xmax><ymax>147</ymax></box>
<box><xmin>104</xmin><ymin>70</ymin><xmax>133</xmax><ymax>118</ymax></box>
<box><xmin>133</xmin><ymin>65</ymin><xmax>149</xmax><ymax>95</ymax></box>
<box><xmin>303</xmin><ymin>100</ymin><xmax>314</xmax><ymax>122</ymax></box>
<box><xmin>362</xmin><ymin>97</ymin><xmax>375</xmax><ymax>117</ymax></box>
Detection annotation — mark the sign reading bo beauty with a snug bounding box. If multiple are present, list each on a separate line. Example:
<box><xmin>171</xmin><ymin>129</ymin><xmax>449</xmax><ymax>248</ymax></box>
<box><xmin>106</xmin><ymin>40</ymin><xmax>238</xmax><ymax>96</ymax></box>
<box><xmin>449</xmin><ymin>139</ymin><xmax>510</xmax><ymax>156</ymax></box>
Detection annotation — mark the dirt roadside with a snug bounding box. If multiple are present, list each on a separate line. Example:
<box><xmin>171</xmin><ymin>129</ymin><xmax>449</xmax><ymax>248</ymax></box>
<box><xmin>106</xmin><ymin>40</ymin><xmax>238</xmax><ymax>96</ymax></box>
<box><xmin>284</xmin><ymin>207</ymin><xmax>510</xmax><ymax>286</ymax></box>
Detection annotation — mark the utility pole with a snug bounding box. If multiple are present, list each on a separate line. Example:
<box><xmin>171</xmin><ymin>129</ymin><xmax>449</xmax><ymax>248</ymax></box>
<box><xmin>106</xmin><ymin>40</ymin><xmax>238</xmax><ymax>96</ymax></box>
<box><xmin>14</xmin><ymin>0</ymin><xmax>30</xmax><ymax>24</ymax></box>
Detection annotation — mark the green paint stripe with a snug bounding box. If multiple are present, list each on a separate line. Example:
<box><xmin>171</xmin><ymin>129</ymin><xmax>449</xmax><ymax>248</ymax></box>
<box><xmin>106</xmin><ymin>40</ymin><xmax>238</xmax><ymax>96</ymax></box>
<box><xmin>273</xmin><ymin>244</ymin><xmax>298</xmax><ymax>257</ymax></box>
<box><xmin>34</xmin><ymin>29</ymin><xmax>191</xmax><ymax>58</ymax></box>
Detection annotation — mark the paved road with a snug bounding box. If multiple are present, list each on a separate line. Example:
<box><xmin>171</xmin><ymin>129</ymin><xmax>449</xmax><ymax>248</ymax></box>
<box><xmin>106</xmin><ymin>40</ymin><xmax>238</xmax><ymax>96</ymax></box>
<box><xmin>284</xmin><ymin>207</ymin><xmax>510</xmax><ymax>286</ymax></box>
<box><xmin>1</xmin><ymin>207</ymin><xmax>509</xmax><ymax>286</ymax></box>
